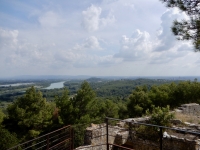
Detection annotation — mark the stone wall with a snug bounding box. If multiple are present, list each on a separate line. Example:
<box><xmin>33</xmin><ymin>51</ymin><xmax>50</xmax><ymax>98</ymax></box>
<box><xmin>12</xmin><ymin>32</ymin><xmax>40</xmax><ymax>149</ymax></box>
<box><xmin>83</xmin><ymin>123</ymin><xmax>129</xmax><ymax>149</ymax></box>
<box><xmin>76</xmin><ymin>117</ymin><xmax>200</xmax><ymax>150</ymax></box>
<box><xmin>176</xmin><ymin>103</ymin><xmax>200</xmax><ymax>116</ymax></box>
<box><xmin>163</xmin><ymin>136</ymin><xmax>200</xmax><ymax>150</ymax></box>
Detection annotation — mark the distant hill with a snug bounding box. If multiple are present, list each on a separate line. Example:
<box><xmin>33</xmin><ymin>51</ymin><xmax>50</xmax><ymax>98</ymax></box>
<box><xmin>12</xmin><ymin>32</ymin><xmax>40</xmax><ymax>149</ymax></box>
<box><xmin>0</xmin><ymin>75</ymin><xmax>91</xmax><ymax>80</ymax></box>
<box><xmin>1</xmin><ymin>75</ymin><xmax>200</xmax><ymax>81</ymax></box>
<box><xmin>86</xmin><ymin>77</ymin><xmax>107</xmax><ymax>82</ymax></box>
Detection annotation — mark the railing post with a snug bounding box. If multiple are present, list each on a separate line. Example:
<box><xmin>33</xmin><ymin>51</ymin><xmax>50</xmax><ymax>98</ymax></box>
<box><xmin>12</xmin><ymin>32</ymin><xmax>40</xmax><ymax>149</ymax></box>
<box><xmin>72</xmin><ymin>127</ymin><xmax>75</xmax><ymax>149</ymax></box>
<box><xmin>128</xmin><ymin>121</ymin><xmax>133</xmax><ymax>149</ymax></box>
<box><xmin>106</xmin><ymin>117</ymin><xmax>109</xmax><ymax>150</ymax></box>
<box><xmin>71</xmin><ymin>126</ymin><xmax>74</xmax><ymax>150</ymax></box>
<box><xmin>47</xmin><ymin>135</ymin><xmax>49</xmax><ymax>150</ymax></box>
<box><xmin>159</xmin><ymin>127</ymin><xmax>163</xmax><ymax>150</ymax></box>
<box><xmin>70</xmin><ymin>126</ymin><xmax>72</xmax><ymax>150</ymax></box>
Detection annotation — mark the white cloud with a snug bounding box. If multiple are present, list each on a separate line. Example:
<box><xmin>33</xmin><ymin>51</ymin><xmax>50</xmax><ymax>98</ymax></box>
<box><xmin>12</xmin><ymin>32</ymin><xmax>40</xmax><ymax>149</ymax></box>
<box><xmin>114</xmin><ymin>29</ymin><xmax>152</xmax><ymax>61</ymax></box>
<box><xmin>112</xmin><ymin>8</ymin><xmax>193</xmax><ymax>65</ymax></box>
<box><xmin>148</xmin><ymin>9</ymin><xmax>193</xmax><ymax>64</ymax></box>
<box><xmin>154</xmin><ymin>9</ymin><xmax>189</xmax><ymax>52</ymax></box>
<box><xmin>0</xmin><ymin>27</ymin><xmax>111</xmax><ymax>75</ymax></box>
<box><xmin>81</xmin><ymin>5</ymin><xmax>115</xmax><ymax>32</ymax></box>
<box><xmin>82</xmin><ymin>5</ymin><xmax>101</xmax><ymax>31</ymax></box>
<box><xmin>54</xmin><ymin>51</ymin><xmax>120</xmax><ymax>68</ymax></box>
<box><xmin>101</xmin><ymin>0</ymin><xmax>135</xmax><ymax>11</ymax></box>
<box><xmin>1</xmin><ymin>0</ymin><xmax>200</xmax><ymax>77</ymax></box>
<box><xmin>0</xmin><ymin>28</ymin><xmax>18</xmax><ymax>50</ymax></box>
<box><xmin>72</xmin><ymin>36</ymin><xmax>102</xmax><ymax>51</ymax></box>
<box><xmin>0</xmin><ymin>28</ymin><xmax>55</xmax><ymax>70</ymax></box>
<box><xmin>150</xmin><ymin>50</ymin><xmax>183</xmax><ymax>64</ymax></box>
<box><xmin>54</xmin><ymin>51</ymin><xmax>78</xmax><ymax>63</ymax></box>
<box><xmin>83</xmin><ymin>36</ymin><xmax>101</xmax><ymax>49</ymax></box>
<box><xmin>98</xmin><ymin>55</ymin><xmax>122</xmax><ymax>66</ymax></box>
<box><xmin>38</xmin><ymin>11</ymin><xmax>65</xmax><ymax>28</ymax></box>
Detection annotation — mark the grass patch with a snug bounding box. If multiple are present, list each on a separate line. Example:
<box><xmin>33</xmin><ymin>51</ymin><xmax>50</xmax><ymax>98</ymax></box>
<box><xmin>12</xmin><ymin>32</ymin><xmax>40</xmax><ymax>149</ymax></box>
<box><xmin>174</xmin><ymin>112</ymin><xmax>200</xmax><ymax>124</ymax></box>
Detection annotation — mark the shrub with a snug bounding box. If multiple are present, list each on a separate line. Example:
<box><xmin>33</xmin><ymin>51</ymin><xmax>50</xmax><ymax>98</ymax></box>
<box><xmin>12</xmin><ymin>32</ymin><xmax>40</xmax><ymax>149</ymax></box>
<box><xmin>146</xmin><ymin>105</ymin><xmax>174</xmax><ymax>126</ymax></box>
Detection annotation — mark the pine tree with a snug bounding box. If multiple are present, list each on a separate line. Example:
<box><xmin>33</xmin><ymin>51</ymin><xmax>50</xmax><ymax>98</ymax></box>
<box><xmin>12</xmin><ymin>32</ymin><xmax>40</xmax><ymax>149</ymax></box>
<box><xmin>55</xmin><ymin>88</ymin><xmax>74</xmax><ymax>125</ymax></box>
<box><xmin>160</xmin><ymin>0</ymin><xmax>200</xmax><ymax>51</ymax></box>
<box><xmin>71</xmin><ymin>81</ymin><xmax>98</xmax><ymax>124</ymax></box>
<box><xmin>5</xmin><ymin>87</ymin><xmax>53</xmax><ymax>140</ymax></box>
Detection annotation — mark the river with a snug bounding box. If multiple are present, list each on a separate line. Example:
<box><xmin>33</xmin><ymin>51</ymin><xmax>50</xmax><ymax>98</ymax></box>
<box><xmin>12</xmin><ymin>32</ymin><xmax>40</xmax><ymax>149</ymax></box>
<box><xmin>43</xmin><ymin>81</ymin><xmax>65</xmax><ymax>89</ymax></box>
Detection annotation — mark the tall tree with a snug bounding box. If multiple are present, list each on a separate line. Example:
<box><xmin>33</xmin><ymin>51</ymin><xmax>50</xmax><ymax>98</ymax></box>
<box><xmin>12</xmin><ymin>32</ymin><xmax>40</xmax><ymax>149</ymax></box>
<box><xmin>5</xmin><ymin>87</ymin><xmax>53</xmax><ymax>140</ymax></box>
<box><xmin>70</xmin><ymin>81</ymin><xmax>100</xmax><ymax>147</ymax></box>
<box><xmin>148</xmin><ymin>85</ymin><xmax>171</xmax><ymax>107</ymax></box>
<box><xmin>98</xmin><ymin>99</ymin><xmax>119</xmax><ymax>118</ymax></box>
<box><xmin>127</xmin><ymin>86</ymin><xmax>152</xmax><ymax>117</ymax></box>
<box><xmin>71</xmin><ymin>81</ymin><xmax>98</xmax><ymax>124</ymax></box>
<box><xmin>55</xmin><ymin>88</ymin><xmax>74</xmax><ymax>125</ymax></box>
<box><xmin>160</xmin><ymin>0</ymin><xmax>200</xmax><ymax>51</ymax></box>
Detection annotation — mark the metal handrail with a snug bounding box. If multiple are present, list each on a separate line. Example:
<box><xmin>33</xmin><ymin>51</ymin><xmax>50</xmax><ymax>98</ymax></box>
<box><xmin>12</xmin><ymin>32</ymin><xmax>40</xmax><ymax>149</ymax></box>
<box><xmin>8</xmin><ymin>117</ymin><xmax>200</xmax><ymax>150</ymax></box>
<box><xmin>8</xmin><ymin>125</ymin><xmax>72</xmax><ymax>150</ymax></box>
<box><xmin>106</xmin><ymin>117</ymin><xmax>200</xmax><ymax>150</ymax></box>
<box><xmin>106</xmin><ymin>117</ymin><xmax>200</xmax><ymax>135</ymax></box>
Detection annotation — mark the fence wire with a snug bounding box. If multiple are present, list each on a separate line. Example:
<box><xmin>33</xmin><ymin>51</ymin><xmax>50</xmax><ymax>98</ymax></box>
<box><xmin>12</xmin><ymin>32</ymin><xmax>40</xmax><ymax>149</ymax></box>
<box><xmin>8</xmin><ymin>125</ymin><xmax>73</xmax><ymax>150</ymax></box>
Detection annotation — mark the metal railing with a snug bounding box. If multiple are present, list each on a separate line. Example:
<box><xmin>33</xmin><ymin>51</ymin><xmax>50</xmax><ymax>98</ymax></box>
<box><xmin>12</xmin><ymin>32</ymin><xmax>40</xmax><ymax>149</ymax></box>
<box><xmin>8</xmin><ymin>125</ymin><xmax>73</xmax><ymax>150</ymax></box>
<box><xmin>8</xmin><ymin>117</ymin><xmax>200</xmax><ymax>150</ymax></box>
<box><xmin>105</xmin><ymin>117</ymin><xmax>200</xmax><ymax>150</ymax></box>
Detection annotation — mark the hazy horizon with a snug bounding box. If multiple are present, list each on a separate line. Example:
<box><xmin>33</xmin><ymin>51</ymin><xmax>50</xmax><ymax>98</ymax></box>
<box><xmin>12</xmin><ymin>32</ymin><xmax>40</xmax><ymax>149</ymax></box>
<box><xmin>1</xmin><ymin>75</ymin><xmax>200</xmax><ymax>81</ymax></box>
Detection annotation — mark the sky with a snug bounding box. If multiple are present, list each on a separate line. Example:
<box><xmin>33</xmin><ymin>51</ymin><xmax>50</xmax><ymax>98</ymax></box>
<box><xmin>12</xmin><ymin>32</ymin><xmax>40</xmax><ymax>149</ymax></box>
<box><xmin>0</xmin><ymin>0</ymin><xmax>200</xmax><ymax>78</ymax></box>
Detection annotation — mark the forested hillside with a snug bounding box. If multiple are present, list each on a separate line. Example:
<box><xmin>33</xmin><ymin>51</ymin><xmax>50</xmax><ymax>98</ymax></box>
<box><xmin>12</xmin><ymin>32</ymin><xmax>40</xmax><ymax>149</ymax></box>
<box><xmin>1</xmin><ymin>78</ymin><xmax>200</xmax><ymax>149</ymax></box>
<box><xmin>0</xmin><ymin>78</ymin><xmax>180</xmax><ymax>102</ymax></box>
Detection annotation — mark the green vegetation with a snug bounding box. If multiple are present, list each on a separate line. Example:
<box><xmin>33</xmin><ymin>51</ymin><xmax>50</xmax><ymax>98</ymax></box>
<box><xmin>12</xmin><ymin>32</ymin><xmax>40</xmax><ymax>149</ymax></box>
<box><xmin>0</xmin><ymin>78</ymin><xmax>180</xmax><ymax>104</ymax></box>
<box><xmin>1</xmin><ymin>78</ymin><xmax>200</xmax><ymax>149</ymax></box>
<box><xmin>135</xmin><ymin>105</ymin><xmax>174</xmax><ymax>143</ymax></box>
<box><xmin>0</xmin><ymin>127</ymin><xmax>18</xmax><ymax>149</ymax></box>
<box><xmin>0</xmin><ymin>109</ymin><xmax>18</xmax><ymax>149</ymax></box>
<box><xmin>4</xmin><ymin>87</ymin><xmax>54</xmax><ymax>141</ymax></box>
<box><xmin>127</xmin><ymin>81</ymin><xmax>200</xmax><ymax>118</ymax></box>
<box><xmin>146</xmin><ymin>105</ymin><xmax>174</xmax><ymax>126</ymax></box>
<box><xmin>160</xmin><ymin>0</ymin><xmax>200</xmax><ymax>51</ymax></box>
<box><xmin>89</xmin><ymin>78</ymin><xmax>179</xmax><ymax>99</ymax></box>
<box><xmin>0</xmin><ymin>80</ymin><xmax>53</xmax><ymax>102</ymax></box>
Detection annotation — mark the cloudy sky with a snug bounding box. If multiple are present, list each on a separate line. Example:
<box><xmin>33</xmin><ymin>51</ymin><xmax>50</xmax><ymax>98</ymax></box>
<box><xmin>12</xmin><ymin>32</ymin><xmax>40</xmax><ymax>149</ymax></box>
<box><xmin>0</xmin><ymin>0</ymin><xmax>200</xmax><ymax>78</ymax></box>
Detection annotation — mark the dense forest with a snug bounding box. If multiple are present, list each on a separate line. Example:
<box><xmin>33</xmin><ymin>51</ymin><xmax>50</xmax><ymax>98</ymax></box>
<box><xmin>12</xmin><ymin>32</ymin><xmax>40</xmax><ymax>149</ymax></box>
<box><xmin>0</xmin><ymin>78</ymin><xmax>181</xmax><ymax>102</ymax></box>
<box><xmin>1</xmin><ymin>78</ymin><xmax>200</xmax><ymax>149</ymax></box>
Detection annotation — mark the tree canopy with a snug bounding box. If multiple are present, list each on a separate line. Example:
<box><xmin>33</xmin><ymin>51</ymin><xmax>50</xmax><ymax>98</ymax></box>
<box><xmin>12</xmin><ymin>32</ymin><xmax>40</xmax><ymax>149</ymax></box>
<box><xmin>0</xmin><ymin>127</ymin><xmax>18</xmax><ymax>150</ymax></box>
<box><xmin>71</xmin><ymin>81</ymin><xmax>98</xmax><ymax>124</ymax></box>
<box><xmin>55</xmin><ymin>88</ymin><xmax>74</xmax><ymax>125</ymax></box>
<box><xmin>3</xmin><ymin>79</ymin><xmax>200</xmax><ymax>148</ymax></box>
<box><xmin>5</xmin><ymin>87</ymin><xmax>53</xmax><ymax>140</ymax></box>
<box><xmin>160</xmin><ymin>0</ymin><xmax>200</xmax><ymax>51</ymax></box>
